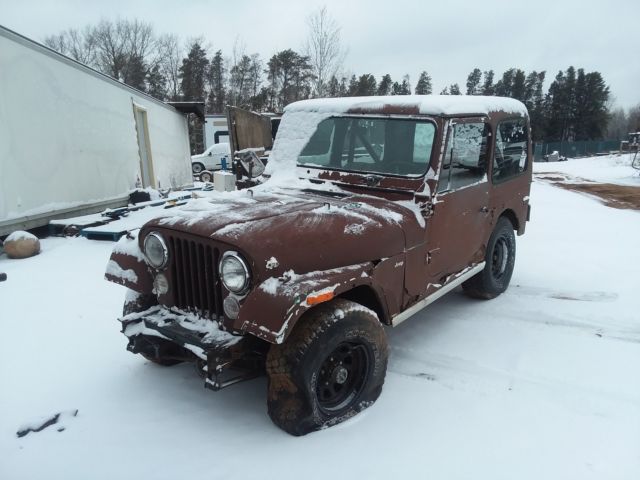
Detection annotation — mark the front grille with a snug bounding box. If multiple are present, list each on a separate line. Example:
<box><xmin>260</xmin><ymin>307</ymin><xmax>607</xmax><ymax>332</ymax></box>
<box><xmin>167</xmin><ymin>235</ymin><xmax>223</xmax><ymax>318</ymax></box>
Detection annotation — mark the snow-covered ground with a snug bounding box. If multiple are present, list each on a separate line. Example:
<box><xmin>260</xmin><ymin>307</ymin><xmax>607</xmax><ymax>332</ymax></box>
<box><xmin>534</xmin><ymin>152</ymin><xmax>640</xmax><ymax>186</ymax></box>
<box><xmin>1</xmin><ymin>158</ymin><xmax>639</xmax><ymax>479</ymax></box>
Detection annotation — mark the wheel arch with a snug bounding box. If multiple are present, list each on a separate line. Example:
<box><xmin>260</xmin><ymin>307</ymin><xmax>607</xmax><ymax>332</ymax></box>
<box><xmin>499</xmin><ymin>208</ymin><xmax>520</xmax><ymax>232</ymax></box>
<box><xmin>338</xmin><ymin>284</ymin><xmax>390</xmax><ymax>325</ymax></box>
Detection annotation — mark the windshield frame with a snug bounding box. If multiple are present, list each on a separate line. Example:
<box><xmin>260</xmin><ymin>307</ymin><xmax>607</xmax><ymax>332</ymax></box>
<box><xmin>296</xmin><ymin>114</ymin><xmax>439</xmax><ymax>179</ymax></box>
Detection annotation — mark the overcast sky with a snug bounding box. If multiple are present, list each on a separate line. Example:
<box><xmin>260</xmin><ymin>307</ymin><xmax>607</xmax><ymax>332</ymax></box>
<box><xmin>2</xmin><ymin>0</ymin><xmax>638</xmax><ymax>108</ymax></box>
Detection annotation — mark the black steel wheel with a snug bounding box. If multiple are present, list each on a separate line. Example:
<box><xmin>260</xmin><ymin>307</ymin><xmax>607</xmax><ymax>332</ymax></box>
<box><xmin>266</xmin><ymin>299</ymin><xmax>388</xmax><ymax>436</ymax></box>
<box><xmin>463</xmin><ymin>216</ymin><xmax>516</xmax><ymax>299</ymax></box>
<box><xmin>316</xmin><ymin>342</ymin><xmax>370</xmax><ymax>414</ymax></box>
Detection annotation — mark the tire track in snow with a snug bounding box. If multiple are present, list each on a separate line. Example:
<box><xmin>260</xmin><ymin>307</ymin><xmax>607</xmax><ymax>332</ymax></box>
<box><xmin>387</xmin><ymin>345</ymin><xmax>640</xmax><ymax>408</ymax></box>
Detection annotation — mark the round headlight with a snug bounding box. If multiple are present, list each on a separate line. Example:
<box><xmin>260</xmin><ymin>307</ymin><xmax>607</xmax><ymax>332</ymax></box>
<box><xmin>143</xmin><ymin>232</ymin><xmax>168</xmax><ymax>269</ymax></box>
<box><xmin>219</xmin><ymin>251</ymin><xmax>250</xmax><ymax>294</ymax></box>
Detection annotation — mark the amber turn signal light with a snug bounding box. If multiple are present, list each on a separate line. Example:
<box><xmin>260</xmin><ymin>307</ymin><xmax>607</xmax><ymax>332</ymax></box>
<box><xmin>306</xmin><ymin>290</ymin><xmax>335</xmax><ymax>305</ymax></box>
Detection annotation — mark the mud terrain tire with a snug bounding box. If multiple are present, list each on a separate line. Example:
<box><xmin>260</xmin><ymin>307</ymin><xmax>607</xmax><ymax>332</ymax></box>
<box><xmin>463</xmin><ymin>216</ymin><xmax>516</xmax><ymax>299</ymax></box>
<box><xmin>266</xmin><ymin>299</ymin><xmax>388</xmax><ymax>436</ymax></box>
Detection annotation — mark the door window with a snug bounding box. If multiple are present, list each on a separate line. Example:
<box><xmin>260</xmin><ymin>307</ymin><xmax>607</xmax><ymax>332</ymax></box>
<box><xmin>493</xmin><ymin>119</ymin><xmax>528</xmax><ymax>182</ymax></box>
<box><xmin>437</xmin><ymin>122</ymin><xmax>489</xmax><ymax>192</ymax></box>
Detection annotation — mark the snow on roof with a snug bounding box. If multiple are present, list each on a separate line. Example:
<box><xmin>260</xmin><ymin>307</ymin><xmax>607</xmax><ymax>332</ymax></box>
<box><xmin>285</xmin><ymin>95</ymin><xmax>528</xmax><ymax>117</ymax></box>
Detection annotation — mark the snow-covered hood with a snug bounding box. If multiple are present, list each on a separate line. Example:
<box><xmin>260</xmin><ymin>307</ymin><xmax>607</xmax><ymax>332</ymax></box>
<box><xmin>143</xmin><ymin>189</ymin><xmax>425</xmax><ymax>277</ymax></box>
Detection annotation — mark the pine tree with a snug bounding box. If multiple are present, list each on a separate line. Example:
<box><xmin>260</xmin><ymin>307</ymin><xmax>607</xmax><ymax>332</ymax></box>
<box><xmin>377</xmin><ymin>74</ymin><xmax>393</xmax><ymax>95</ymax></box>
<box><xmin>401</xmin><ymin>75</ymin><xmax>411</xmax><ymax>95</ymax></box>
<box><xmin>482</xmin><ymin>70</ymin><xmax>495</xmax><ymax>95</ymax></box>
<box><xmin>179</xmin><ymin>41</ymin><xmax>209</xmax><ymax>154</ymax></box>
<box><xmin>524</xmin><ymin>71</ymin><xmax>546</xmax><ymax>140</ymax></box>
<box><xmin>495</xmin><ymin>69</ymin><xmax>514</xmax><ymax>97</ymax></box>
<box><xmin>512</xmin><ymin>69</ymin><xmax>527</xmax><ymax>101</ymax></box>
<box><xmin>544</xmin><ymin>70</ymin><xmax>568</xmax><ymax>141</ymax></box>
<box><xmin>206</xmin><ymin>50</ymin><xmax>226</xmax><ymax>114</ymax></box>
<box><xmin>465</xmin><ymin>68</ymin><xmax>482</xmax><ymax>95</ymax></box>
<box><xmin>338</xmin><ymin>76</ymin><xmax>349</xmax><ymax>96</ymax></box>
<box><xmin>180</xmin><ymin>41</ymin><xmax>209</xmax><ymax>101</ymax></box>
<box><xmin>266</xmin><ymin>49</ymin><xmax>314</xmax><ymax>110</ymax></box>
<box><xmin>449</xmin><ymin>83</ymin><xmax>461</xmax><ymax>95</ymax></box>
<box><xmin>123</xmin><ymin>54</ymin><xmax>147</xmax><ymax>92</ymax></box>
<box><xmin>355</xmin><ymin>74</ymin><xmax>377</xmax><ymax>96</ymax></box>
<box><xmin>543</xmin><ymin>66</ymin><xmax>609</xmax><ymax>141</ymax></box>
<box><xmin>347</xmin><ymin>75</ymin><xmax>358</xmax><ymax>95</ymax></box>
<box><xmin>327</xmin><ymin>75</ymin><xmax>340</xmax><ymax>97</ymax></box>
<box><xmin>415</xmin><ymin>71</ymin><xmax>433</xmax><ymax>95</ymax></box>
<box><xmin>146</xmin><ymin>64</ymin><xmax>166</xmax><ymax>99</ymax></box>
<box><xmin>582</xmin><ymin>71</ymin><xmax>610</xmax><ymax>139</ymax></box>
<box><xmin>392</xmin><ymin>76</ymin><xmax>411</xmax><ymax>95</ymax></box>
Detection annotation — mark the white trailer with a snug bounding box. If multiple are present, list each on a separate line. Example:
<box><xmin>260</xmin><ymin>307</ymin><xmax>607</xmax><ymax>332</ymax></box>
<box><xmin>204</xmin><ymin>114</ymin><xmax>230</xmax><ymax>149</ymax></box>
<box><xmin>0</xmin><ymin>26</ymin><xmax>196</xmax><ymax>235</ymax></box>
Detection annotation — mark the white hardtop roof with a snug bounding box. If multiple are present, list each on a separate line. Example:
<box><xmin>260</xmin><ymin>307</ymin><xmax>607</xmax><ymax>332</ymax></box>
<box><xmin>285</xmin><ymin>95</ymin><xmax>528</xmax><ymax>117</ymax></box>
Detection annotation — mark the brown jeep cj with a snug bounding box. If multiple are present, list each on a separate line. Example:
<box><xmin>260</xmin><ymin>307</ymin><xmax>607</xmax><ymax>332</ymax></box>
<box><xmin>105</xmin><ymin>95</ymin><xmax>532</xmax><ymax>436</ymax></box>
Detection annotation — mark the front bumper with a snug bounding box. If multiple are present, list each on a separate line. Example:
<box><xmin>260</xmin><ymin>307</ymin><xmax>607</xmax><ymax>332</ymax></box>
<box><xmin>121</xmin><ymin>307</ymin><xmax>265</xmax><ymax>390</ymax></box>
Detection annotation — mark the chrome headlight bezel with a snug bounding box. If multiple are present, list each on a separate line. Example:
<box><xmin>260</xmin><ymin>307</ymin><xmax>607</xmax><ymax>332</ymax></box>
<box><xmin>219</xmin><ymin>251</ymin><xmax>251</xmax><ymax>294</ymax></box>
<box><xmin>143</xmin><ymin>232</ymin><xmax>169</xmax><ymax>270</ymax></box>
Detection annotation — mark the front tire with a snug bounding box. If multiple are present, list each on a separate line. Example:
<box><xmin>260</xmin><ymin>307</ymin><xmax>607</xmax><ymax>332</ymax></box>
<box><xmin>266</xmin><ymin>299</ymin><xmax>388</xmax><ymax>436</ymax></box>
<box><xmin>463</xmin><ymin>216</ymin><xmax>516</xmax><ymax>299</ymax></box>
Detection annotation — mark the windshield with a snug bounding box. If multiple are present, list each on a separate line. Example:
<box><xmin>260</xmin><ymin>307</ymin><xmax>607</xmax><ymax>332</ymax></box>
<box><xmin>297</xmin><ymin>117</ymin><xmax>436</xmax><ymax>177</ymax></box>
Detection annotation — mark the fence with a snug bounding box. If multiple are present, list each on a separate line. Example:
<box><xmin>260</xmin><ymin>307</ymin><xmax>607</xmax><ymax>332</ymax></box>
<box><xmin>533</xmin><ymin>140</ymin><xmax>621</xmax><ymax>161</ymax></box>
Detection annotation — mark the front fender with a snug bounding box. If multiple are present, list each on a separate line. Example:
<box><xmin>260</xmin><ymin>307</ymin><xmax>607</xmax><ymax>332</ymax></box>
<box><xmin>104</xmin><ymin>231</ymin><xmax>153</xmax><ymax>294</ymax></box>
<box><xmin>237</xmin><ymin>262</ymin><xmax>376</xmax><ymax>344</ymax></box>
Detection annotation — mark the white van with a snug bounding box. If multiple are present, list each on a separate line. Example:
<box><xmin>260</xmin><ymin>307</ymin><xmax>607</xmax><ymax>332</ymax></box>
<box><xmin>191</xmin><ymin>143</ymin><xmax>231</xmax><ymax>174</ymax></box>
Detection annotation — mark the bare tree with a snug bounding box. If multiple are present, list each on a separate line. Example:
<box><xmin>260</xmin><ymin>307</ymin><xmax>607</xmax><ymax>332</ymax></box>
<box><xmin>304</xmin><ymin>6</ymin><xmax>345</xmax><ymax>97</ymax></box>
<box><xmin>82</xmin><ymin>19</ymin><xmax>156</xmax><ymax>85</ymax></box>
<box><xmin>44</xmin><ymin>27</ymin><xmax>98</xmax><ymax>65</ymax></box>
<box><xmin>156</xmin><ymin>34</ymin><xmax>183</xmax><ymax>100</ymax></box>
<box><xmin>228</xmin><ymin>36</ymin><xmax>247</xmax><ymax>105</ymax></box>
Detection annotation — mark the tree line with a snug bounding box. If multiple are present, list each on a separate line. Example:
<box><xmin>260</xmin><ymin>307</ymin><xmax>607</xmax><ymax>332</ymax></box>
<box><xmin>44</xmin><ymin>11</ymin><xmax>636</xmax><ymax>152</ymax></box>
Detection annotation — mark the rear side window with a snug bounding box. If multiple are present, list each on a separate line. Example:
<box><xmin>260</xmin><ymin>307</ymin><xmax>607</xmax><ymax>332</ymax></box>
<box><xmin>493</xmin><ymin>119</ymin><xmax>528</xmax><ymax>182</ymax></box>
<box><xmin>437</xmin><ymin>122</ymin><xmax>489</xmax><ymax>193</ymax></box>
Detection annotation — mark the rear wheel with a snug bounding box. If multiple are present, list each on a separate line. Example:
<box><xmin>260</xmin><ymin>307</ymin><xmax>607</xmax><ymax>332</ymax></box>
<box><xmin>266</xmin><ymin>299</ymin><xmax>388</xmax><ymax>436</ymax></box>
<box><xmin>199</xmin><ymin>170</ymin><xmax>214</xmax><ymax>183</ymax></box>
<box><xmin>463</xmin><ymin>216</ymin><xmax>516</xmax><ymax>299</ymax></box>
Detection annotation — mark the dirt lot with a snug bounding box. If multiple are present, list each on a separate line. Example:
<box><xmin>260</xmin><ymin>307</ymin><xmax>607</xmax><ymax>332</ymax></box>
<box><xmin>534</xmin><ymin>173</ymin><xmax>640</xmax><ymax>210</ymax></box>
